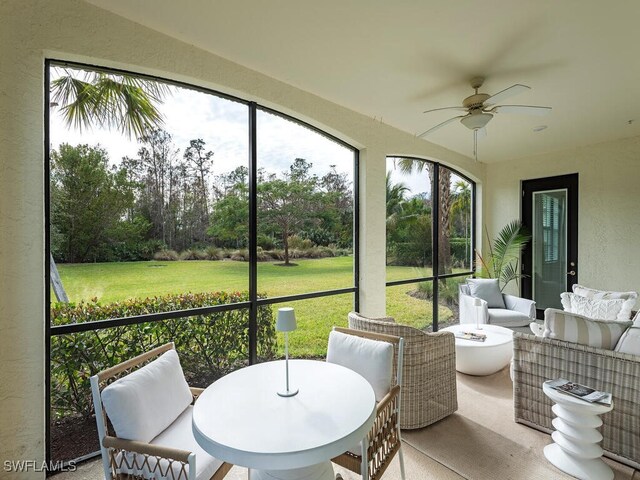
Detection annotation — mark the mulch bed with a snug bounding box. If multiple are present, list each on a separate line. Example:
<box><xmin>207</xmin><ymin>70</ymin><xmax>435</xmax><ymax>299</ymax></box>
<box><xmin>51</xmin><ymin>417</ymin><xmax>99</xmax><ymax>463</ymax></box>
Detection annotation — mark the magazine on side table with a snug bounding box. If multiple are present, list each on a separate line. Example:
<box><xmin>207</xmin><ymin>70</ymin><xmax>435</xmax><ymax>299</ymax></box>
<box><xmin>547</xmin><ymin>378</ymin><xmax>612</xmax><ymax>405</ymax></box>
<box><xmin>454</xmin><ymin>331</ymin><xmax>487</xmax><ymax>342</ymax></box>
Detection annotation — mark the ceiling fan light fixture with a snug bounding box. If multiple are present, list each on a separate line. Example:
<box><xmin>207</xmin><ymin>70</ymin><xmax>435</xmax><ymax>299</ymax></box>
<box><xmin>460</xmin><ymin>112</ymin><xmax>493</xmax><ymax>130</ymax></box>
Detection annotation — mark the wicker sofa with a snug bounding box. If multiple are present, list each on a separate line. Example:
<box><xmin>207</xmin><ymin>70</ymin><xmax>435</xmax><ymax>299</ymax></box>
<box><xmin>512</xmin><ymin>331</ymin><xmax>640</xmax><ymax>469</ymax></box>
<box><xmin>347</xmin><ymin>311</ymin><xmax>458</xmax><ymax>430</ymax></box>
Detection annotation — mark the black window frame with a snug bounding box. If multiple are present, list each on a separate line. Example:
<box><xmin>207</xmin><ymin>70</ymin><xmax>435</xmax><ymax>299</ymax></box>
<box><xmin>44</xmin><ymin>59</ymin><xmax>359</xmax><ymax>469</ymax></box>
<box><xmin>384</xmin><ymin>156</ymin><xmax>476</xmax><ymax>331</ymax></box>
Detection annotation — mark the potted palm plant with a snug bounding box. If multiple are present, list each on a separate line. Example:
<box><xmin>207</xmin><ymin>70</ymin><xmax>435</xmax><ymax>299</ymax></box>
<box><xmin>475</xmin><ymin>220</ymin><xmax>531</xmax><ymax>291</ymax></box>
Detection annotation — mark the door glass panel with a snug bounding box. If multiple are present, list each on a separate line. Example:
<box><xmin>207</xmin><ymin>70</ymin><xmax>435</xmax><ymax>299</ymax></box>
<box><xmin>532</xmin><ymin>189</ymin><xmax>567</xmax><ymax>309</ymax></box>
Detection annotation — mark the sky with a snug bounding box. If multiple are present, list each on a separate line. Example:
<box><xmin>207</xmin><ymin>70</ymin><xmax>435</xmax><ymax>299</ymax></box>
<box><xmin>49</xmin><ymin>66</ymin><xmax>355</xmax><ymax>184</ymax></box>
<box><xmin>49</xmin><ymin>65</ymin><xmax>464</xmax><ymax>197</ymax></box>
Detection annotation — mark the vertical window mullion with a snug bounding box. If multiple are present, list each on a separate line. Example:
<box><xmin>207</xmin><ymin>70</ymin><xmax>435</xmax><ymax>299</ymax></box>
<box><xmin>248</xmin><ymin>102</ymin><xmax>258</xmax><ymax>364</ymax></box>
<box><xmin>432</xmin><ymin>165</ymin><xmax>440</xmax><ymax>332</ymax></box>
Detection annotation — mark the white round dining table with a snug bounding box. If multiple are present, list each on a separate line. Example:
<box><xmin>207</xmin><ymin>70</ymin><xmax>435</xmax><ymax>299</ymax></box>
<box><xmin>192</xmin><ymin>359</ymin><xmax>376</xmax><ymax>480</ymax></box>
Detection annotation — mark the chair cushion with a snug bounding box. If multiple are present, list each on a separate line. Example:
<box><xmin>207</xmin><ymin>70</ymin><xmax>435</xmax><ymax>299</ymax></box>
<box><xmin>543</xmin><ymin>308</ymin><xmax>631</xmax><ymax>349</ymax></box>
<box><xmin>614</xmin><ymin>327</ymin><xmax>640</xmax><ymax>356</ymax></box>
<box><xmin>102</xmin><ymin>349</ymin><xmax>193</xmax><ymax>443</ymax></box>
<box><xmin>560</xmin><ymin>292</ymin><xmax>630</xmax><ymax>321</ymax></box>
<box><xmin>467</xmin><ymin>279</ymin><xmax>505</xmax><ymax>309</ymax></box>
<box><xmin>114</xmin><ymin>406</ymin><xmax>224</xmax><ymax>480</ymax></box>
<box><xmin>487</xmin><ymin>308</ymin><xmax>531</xmax><ymax>327</ymax></box>
<box><xmin>326</xmin><ymin>331</ymin><xmax>393</xmax><ymax>402</ymax></box>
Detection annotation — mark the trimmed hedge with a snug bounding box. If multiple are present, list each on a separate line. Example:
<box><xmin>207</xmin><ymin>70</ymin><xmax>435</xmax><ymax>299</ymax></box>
<box><xmin>50</xmin><ymin>291</ymin><xmax>275</xmax><ymax>419</ymax></box>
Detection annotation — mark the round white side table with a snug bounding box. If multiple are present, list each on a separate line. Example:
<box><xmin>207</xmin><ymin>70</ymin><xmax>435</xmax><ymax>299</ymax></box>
<box><xmin>193</xmin><ymin>360</ymin><xmax>376</xmax><ymax>480</ymax></box>
<box><xmin>542</xmin><ymin>381</ymin><xmax>614</xmax><ymax>480</ymax></box>
<box><xmin>441</xmin><ymin>324</ymin><xmax>513</xmax><ymax>376</ymax></box>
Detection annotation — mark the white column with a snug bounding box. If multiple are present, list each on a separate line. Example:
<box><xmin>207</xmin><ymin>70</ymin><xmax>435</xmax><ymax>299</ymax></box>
<box><xmin>0</xmin><ymin>6</ymin><xmax>46</xmax><ymax>476</ymax></box>
<box><xmin>357</xmin><ymin>148</ymin><xmax>387</xmax><ymax>316</ymax></box>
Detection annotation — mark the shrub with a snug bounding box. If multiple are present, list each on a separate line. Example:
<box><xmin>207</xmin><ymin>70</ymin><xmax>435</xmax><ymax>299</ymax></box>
<box><xmin>256</xmin><ymin>247</ymin><xmax>272</xmax><ymax>261</ymax></box>
<box><xmin>288</xmin><ymin>235</ymin><xmax>314</xmax><ymax>250</ymax></box>
<box><xmin>179</xmin><ymin>249</ymin><xmax>209</xmax><ymax>260</ymax></box>
<box><xmin>230</xmin><ymin>249</ymin><xmax>250</xmax><ymax>261</ymax></box>
<box><xmin>206</xmin><ymin>246</ymin><xmax>224</xmax><ymax>260</ymax></box>
<box><xmin>154</xmin><ymin>249</ymin><xmax>179</xmax><ymax>261</ymax></box>
<box><xmin>266</xmin><ymin>249</ymin><xmax>285</xmax><ymax>260</ymax></box>
<box><xmin>50</xmin><ymin>292</ymin><xmax>276</xmax><ymax>420</ymax></box>
<box><xmin>257</xmin><ymin>234</ymin><xmax>277</xmax><ymax>250</ymax></box>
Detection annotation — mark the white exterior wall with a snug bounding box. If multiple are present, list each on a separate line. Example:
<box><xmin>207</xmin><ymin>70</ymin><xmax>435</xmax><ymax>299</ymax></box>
<box><xmin>0</xmin><ymin>0</ymin><xmax>482</xmax><ymax>474</ymax></box>
<box><xmin>485</xmin><ymin>135</ymin><xmax>640</xmax><ymax>296</ymax></box>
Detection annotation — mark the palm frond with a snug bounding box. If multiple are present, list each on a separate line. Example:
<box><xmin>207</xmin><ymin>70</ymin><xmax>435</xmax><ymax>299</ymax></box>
<box><xmin>50</xmin><ymin>67</ymin><xmax>169</xmax><ymax>138</ymax></box>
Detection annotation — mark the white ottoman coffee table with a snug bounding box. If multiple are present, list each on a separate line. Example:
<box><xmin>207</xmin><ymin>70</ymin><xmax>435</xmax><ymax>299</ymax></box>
<box><xmin>442</xmin><ymin>324</ymin><xmax>513</xmax><ymax>376</ymax></box>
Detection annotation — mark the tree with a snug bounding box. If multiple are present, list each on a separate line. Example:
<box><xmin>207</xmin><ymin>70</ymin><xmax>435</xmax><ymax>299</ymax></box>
<box><xmin>396</xmin><ymin>158</ymin><xmax>453</xmax><ymax>273</ymax></box>
<box><xmin>209</xmin><ymin>168</ymin><xmax>249</xmax><ymax>248</ymax></box>
<box><xmin>451</xmin><ymin>180</ymin><xmax>472</xmax><ymax>264</ymax></box>
<box><xmin>50</xmin><ymin>66</ymin><xmax>169</xmax><ymax>138</ymax></box>
<box><xmin>50</xmin><ymin>144</ymin><xmax>139</xmax><ymax>263</ymax></box>
<box><xmin>123</xmin><ymin>129</ymin><xmax>182</xmax><ymax>249</ymax></box>
<box><xmin>258</xmin><ymin>159</ymin><xmax>319</xmax><ymax>265</ymax></box>
<box><xmin>184</xmin><ymin>139</ymin><xmax>215</xmax><ymax>243</ymax></box>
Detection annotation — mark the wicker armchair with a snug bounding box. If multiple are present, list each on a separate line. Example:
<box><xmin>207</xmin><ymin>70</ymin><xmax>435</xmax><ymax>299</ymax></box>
<box><xmin>90</xmin><ymin>343</ymin><xmax>233</xmax><ymax>480</ymax></box>
<box><xmin>328</xmin><ymin>327</ymin><xmax>406</xmax><ymax>480</ymax></box>
<box><xmin>348</xmin><ymin>311</ymin><xmax>458</xmax><ymax>430</ymax></box>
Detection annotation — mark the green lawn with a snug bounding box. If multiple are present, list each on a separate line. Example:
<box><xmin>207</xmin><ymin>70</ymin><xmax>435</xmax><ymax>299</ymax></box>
<box><xmin>56</xmin><ymin>258</ymin><xmax>461</xmax><ymax>356</ymax></box>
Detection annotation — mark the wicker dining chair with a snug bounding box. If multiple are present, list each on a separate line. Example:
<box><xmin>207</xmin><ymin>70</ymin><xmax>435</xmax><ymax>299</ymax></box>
<box><xmin>328</xmin><ymin>327</ymin><xmax>406</xmax><ymax>480</ymax></box>
<box><xmin>90</xmin><ymin>343</ymin><xmax>233</xmax><ymax>480</ymax></box>
<box><xmin>348</xmin><ymin>311</ymin><xmax>457</xmax><ymax>429</ymax></box>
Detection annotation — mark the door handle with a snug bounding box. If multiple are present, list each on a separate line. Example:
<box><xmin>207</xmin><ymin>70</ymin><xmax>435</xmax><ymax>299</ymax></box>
<box><xmin>567</xmin><ymin>270</ymin><xmax>576</xmax><ymax>276</ymax></box>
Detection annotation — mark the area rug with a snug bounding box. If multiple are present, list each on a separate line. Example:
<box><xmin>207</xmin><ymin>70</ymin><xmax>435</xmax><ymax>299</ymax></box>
<box><xmin>402</xmin><ymin>368</ymin><xmax>636</xmax><ymax>480</ymax></box>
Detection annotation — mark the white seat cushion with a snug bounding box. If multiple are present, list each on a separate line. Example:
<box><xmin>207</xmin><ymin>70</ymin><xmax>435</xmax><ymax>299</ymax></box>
<box><xmin>326</xmin><ymin>331</ymin><xmax>393</xmax><ymax>402</ymax></box>
<box><xmin>115</xmin><ymin>406</ymin><xmax>224</xmax><ymax>480</ymax></box>
<box><xmin>615</xmin><ymin>327</ymin><xmax>640</xmax><ymax>356</ymax></box>
<box><xmin>102</xmin><ymin>349</ymin><xmax>193</xmax><ymax>443</ymax></box>
<box><xmin>487</xmin><ymin>308</ymin><xmax>531</xmax><ymax>327</ymax></box>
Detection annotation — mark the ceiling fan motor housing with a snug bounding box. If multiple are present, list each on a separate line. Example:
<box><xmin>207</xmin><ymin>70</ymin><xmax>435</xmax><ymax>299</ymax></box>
<box><xmin>462</xmin><ymin>93</ymin><xmax>490</xmax><ymax>109</ymax></box>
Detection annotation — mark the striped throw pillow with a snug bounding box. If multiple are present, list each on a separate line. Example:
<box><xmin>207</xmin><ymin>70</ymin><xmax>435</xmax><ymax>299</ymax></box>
<box><xmin>543</xmin><ymin>308</ymin><xmax>632</xmax><ymax>350</ymax></box>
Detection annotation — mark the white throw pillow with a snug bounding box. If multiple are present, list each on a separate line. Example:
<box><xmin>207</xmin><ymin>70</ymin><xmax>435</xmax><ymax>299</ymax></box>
<box><xmin>326</xmin><ymin>330</ymin><xmax>393</xmax><ymax>402</ymax></box>
<box><xmin>571</xmin><ymin>285</ymin><xmax>637</xmax><ymax>320</ymax></box>
<box><xmin>543</xmin><ymin>308</ymin><xmax>631</xmax><ymax>349</ymax></box>
<box><xmin>466</xmin><ymin>278</ymin><xmax>505</xmax><ymax>309</ymax></box>
<box><xmin>572</xmin><ymin>284</ymin><xmax>637</xmax><ymax>300</ymax></box>
<box><xmin>561</xmin><ymin>292</ymin><xmax>628</xmax><ymax>321</ymax></box>
<box><xmin>614</xmin><ymin>327</ymin><xmax>640</xmax><ymax>356</ymax></box>
<box><xmin>101</xmin><ymin>349</ymin><xmax>193</xmax><ymax>443</ymax></box>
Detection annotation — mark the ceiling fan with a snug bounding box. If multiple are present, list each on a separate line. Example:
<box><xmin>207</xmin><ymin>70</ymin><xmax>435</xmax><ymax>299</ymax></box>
<box><xmin>418</xmin><ymin>77</ymin><xmax>551</xmax><ymax>160</ymax></box>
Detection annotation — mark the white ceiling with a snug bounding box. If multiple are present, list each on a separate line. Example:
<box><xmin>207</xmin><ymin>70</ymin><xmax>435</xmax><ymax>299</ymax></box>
<box><xmin>85</xmin><ymin>0</ymin><xmax>640</xmax><ymax>163</ymax></box>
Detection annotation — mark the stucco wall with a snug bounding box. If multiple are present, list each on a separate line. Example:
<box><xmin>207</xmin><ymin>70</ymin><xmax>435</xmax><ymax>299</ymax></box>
<box><xmin>485</xmin><ymin>135</ymin><xmax>640</xmax><ymax>296</ymax></box>
<box><xmin>0</xmin><ymin>0</ymin><xmax>483</xmax><ymax>474</ymax></box>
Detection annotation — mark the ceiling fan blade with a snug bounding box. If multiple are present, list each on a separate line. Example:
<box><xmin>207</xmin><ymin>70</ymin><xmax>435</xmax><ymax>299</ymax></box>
<box><xmin>423</xmin><ymin>106</ymin><xmax>467</xmax><ymax>114</ymax></box>
<box><xmin>491</xmin><ymin>105</ymin><xmax>552</xmax><ymax>116</ymax></box>
<box><xmin>477</xmin><ymin>127</ymin><xmax>487</xmax><ymax>139</ymax></box>
<box><xmin>418</xmin><ymin>115</ymin><xmax>466</xmax><ymax>137</ymax></box>
<box><xmin>484</xmin><ymin>84</ymin><xmax>530</xmax><ymax>106</ymax></box>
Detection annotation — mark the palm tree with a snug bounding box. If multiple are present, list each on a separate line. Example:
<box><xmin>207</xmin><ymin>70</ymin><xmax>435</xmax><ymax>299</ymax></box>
<box><xmin>393</xmin><ymin>157</ymin><xmax>453</xmax><ymax>273</ymax></box>
<box><xmin>50</xmin><ymin>66</ymin><xmax>170</xmax><ymax>138</ymax></box>
<box><xmin>451</xmin><ymin>181</ymin><xmax>471</xmax><ymax>264</ymax></box>
<box><xmin>385</xmin><ymin>173</ymin><xmax>409</xmax><ymax>227</ymax></box>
